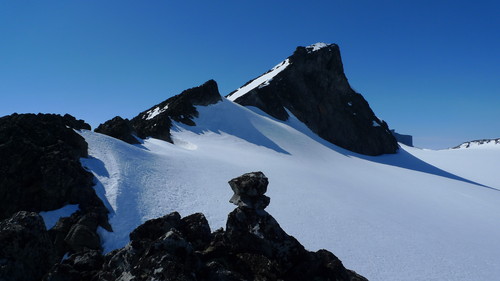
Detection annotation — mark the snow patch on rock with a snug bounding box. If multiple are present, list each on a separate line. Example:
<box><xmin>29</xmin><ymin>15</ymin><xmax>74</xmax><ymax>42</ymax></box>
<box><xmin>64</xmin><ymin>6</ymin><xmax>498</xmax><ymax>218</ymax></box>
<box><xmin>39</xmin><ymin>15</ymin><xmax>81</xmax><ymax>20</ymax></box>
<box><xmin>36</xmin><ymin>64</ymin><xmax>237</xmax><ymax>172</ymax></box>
<box><xmin>306</xmin><ymin>42</ymin><xmax>328</xmax><ymax>52</ymax></box>
<box><xmin>227</xmin><ymin>59</ymin><xmax>290</xmax><ymax>102</ymax></box>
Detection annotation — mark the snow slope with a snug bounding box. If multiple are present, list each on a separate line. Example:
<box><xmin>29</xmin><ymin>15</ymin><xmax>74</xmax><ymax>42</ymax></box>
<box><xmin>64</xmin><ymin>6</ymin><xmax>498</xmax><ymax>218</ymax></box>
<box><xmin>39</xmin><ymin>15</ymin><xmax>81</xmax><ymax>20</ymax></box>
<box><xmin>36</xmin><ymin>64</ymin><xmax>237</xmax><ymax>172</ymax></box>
<box><xmin>80</xmin><ymin>99</ymin><xmax>500</xmax><ymax>281</ymax></box>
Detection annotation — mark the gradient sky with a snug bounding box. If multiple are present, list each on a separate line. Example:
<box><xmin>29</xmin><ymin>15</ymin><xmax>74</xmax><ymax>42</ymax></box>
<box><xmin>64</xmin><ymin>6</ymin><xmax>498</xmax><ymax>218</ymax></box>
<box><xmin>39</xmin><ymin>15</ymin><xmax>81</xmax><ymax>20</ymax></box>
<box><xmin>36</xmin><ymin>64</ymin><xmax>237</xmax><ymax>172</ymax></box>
<box><xmin>1</xmin><ymin>0</ymin><xmax>498</xmax><ymax>149</ymax></box>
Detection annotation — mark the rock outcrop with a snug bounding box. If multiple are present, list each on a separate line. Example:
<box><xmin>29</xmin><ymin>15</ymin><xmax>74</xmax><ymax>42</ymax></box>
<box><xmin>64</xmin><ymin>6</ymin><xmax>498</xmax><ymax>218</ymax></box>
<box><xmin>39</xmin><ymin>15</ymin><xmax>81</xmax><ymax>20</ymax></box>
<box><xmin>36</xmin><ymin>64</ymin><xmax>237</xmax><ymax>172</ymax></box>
<box><xmin>94</xmin><ymin>116</ymin><xmax>140</xmax><ymax>144</ymax></box>
<box><xmin>227</xmin><ymin>43</ymin><xmax>398</xmax><ymax>156</ymax></box>
<box><xmin>0</xmin><ymin>113</ymin><xmax>105</xmax><ymax>220</ymax></box>
<box><xmin>44</xmin><ymin>172</ymin><xmax>367</xmax><ymax>281</ymax></box>
<box><xmin>0</xmin><ymin>113</ymin><xmax>112</xmax><ymax>280</ymax></box>
<box><xmin>0</xmin><ymin>211</ymin><xmax>57</xmax><ymax>281</ymax></box>
<box><xmin>96</xmin><ymin>80</ymin><xmax>223</xmax><ymax>143</ymax></box>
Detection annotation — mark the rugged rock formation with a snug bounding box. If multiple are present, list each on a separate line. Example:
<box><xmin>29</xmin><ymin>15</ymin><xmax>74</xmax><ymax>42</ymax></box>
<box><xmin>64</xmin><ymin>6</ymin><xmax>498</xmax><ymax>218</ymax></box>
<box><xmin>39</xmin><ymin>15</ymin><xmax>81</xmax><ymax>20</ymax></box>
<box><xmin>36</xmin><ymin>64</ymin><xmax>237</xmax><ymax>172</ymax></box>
<box><xmin>94</xmin><ymin>116</ymin><xmax>140</xmax><ymax>144</ymax></box>
<box><xmin>0</xmin><ymin>113</ymin><xmax>105</xmax><ymax>220</ymax></box>
<box><xmin>227</xmin><ymin>43</ymin><xmax>398</xmax><ymax>156</ymax></box>
<box><xmin>0</xmin><ymin>113</ymin><xmax>112</xmax><ymax>280</ymax></box>
<box><xmin>96</xmin><ymin>80</ymin><xmax>222</xmax><ymax>143</ymax></box>
<box><xmin>0</xmin><ymin>211</ymin><xmax>57</xmax><ymax>281</ymax></box>
<box><xmin>44</xmin><ymin>172</ymin><xmax>367</xmax><ymax>281</ymax></box>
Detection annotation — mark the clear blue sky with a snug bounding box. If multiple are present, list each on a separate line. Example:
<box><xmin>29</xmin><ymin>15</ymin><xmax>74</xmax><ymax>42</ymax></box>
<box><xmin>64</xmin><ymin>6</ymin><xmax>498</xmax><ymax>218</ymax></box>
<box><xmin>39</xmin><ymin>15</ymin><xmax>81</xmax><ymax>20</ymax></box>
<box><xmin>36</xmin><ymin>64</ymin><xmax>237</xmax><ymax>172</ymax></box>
<box><xmin>1</xmin><ymin>1</ymin><xmax>498</xmax><ymax>149</ymax></box>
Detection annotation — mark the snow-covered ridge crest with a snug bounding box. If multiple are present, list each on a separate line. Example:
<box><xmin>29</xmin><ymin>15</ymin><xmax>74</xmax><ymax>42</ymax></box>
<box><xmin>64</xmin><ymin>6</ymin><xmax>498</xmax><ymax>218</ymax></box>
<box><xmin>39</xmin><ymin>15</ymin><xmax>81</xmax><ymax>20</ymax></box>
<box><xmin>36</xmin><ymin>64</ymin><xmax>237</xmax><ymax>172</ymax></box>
<box><xmin>453</xmin><ymin>138</ymin><xmax>500</xmax><ymax>149</ymax></box>
<box><xmin>306</xmin><ymin>42</ymin><xmax>328</xmax><ymax>52</ymax></box>
<box><xmin>227</xmin><ymin>58</ymin><xmax>291</xmax><ymax>102</ymax></box>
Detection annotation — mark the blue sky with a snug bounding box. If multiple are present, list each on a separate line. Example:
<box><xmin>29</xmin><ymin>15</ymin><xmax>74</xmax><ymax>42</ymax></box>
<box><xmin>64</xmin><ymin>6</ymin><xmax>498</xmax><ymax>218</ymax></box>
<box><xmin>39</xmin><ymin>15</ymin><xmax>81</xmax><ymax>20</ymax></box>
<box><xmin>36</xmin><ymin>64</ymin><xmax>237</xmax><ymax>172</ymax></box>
<box><xmin>1</xmin><ymin>1</ymin><xmax>498</xmax><ymax>149</ymax></box>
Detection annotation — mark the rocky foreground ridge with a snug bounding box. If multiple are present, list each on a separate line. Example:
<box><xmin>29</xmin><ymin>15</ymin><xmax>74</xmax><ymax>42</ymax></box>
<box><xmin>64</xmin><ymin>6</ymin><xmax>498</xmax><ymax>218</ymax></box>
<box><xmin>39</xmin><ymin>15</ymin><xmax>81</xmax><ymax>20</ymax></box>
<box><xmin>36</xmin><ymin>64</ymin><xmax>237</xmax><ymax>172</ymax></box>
<box><xmin>0</xmin><ymin>113</ymin><xmax>367</xmax><ymax>281</ymax></box>
<box><xmin>42</xmin><ymin>172</ymin><xmax>367</xmax><ymax>281</ymax></box>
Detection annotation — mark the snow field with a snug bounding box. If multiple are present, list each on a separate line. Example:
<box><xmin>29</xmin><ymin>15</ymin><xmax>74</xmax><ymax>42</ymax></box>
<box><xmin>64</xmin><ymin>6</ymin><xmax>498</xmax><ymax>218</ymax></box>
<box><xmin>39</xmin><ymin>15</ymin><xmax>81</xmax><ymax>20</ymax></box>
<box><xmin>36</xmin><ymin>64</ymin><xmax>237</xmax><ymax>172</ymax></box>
<box><xmin>79</xmin><ymin>99</ymin><xmax>500</xmax><ymax>281</ymax></box>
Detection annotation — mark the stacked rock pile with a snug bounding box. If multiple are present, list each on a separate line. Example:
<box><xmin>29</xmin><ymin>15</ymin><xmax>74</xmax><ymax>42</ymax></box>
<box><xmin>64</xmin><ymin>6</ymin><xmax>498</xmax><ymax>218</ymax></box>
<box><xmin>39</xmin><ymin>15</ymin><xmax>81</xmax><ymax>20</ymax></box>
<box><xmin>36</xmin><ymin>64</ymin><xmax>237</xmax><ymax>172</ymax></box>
<box><xmin>228</xmin><ymin>171</ymin><xmax>270</xmax><ymax>210</ymax></box>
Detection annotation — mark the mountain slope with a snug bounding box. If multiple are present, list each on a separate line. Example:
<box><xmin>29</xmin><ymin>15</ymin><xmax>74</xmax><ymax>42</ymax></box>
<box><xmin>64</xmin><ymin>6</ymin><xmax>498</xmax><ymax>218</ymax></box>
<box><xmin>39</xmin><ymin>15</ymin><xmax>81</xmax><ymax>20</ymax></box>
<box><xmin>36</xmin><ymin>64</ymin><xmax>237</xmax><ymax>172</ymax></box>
<box><xmin>227</xmin><ymin>43</ymin><xmax>398</xmax><ymax>156</ymax></box>
<box><xmin>81</xmin><ymin>98</ymin><xmax>500</xmax><ymax>281</ymax></box>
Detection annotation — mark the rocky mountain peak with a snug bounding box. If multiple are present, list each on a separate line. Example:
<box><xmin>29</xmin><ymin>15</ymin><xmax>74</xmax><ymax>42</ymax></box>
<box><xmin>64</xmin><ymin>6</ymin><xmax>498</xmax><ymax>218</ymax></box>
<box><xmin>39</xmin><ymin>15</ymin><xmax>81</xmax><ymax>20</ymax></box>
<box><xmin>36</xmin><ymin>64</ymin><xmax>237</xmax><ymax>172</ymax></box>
<box><xmin>227</xmin><ymin>43</ymin><xmax>398</xmax><ymax>156</ymax></box>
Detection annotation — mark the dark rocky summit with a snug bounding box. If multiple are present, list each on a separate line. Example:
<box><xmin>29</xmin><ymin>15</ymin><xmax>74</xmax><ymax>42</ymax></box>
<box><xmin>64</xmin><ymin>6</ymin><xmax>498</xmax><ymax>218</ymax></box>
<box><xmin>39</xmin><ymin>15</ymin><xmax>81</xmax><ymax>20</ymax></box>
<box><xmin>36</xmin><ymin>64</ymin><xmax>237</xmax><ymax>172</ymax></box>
<box><xmin>228</xmin><ymin>43</ymin><xmax>398</xmax><ymax>156</ymax></box>
<box><xmin>96</xmin><ymin>80</ymin><xmax>222</xmax><ymax>144</ymax></box>
<box><xmin>43</xmin><ymin>172</ymin><xmax>367</xmax><ymax>281</ymax></box>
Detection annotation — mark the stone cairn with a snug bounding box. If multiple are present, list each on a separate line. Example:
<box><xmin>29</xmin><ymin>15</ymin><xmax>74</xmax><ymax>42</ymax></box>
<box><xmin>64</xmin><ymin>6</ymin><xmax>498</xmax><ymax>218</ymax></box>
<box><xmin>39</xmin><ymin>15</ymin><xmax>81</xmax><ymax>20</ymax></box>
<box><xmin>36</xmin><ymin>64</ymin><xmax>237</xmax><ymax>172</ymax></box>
<box><xmin>228</xmin><ymin>171</ymin><xmax>270</xmax><ymax>210</ymax></box>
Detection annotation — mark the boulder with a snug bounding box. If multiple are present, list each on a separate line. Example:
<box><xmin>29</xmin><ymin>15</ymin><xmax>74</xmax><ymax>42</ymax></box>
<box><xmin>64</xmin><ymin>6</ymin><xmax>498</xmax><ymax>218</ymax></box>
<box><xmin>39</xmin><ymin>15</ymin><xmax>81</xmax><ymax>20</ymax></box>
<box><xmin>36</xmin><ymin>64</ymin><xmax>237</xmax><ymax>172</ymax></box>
<box><xmin>228</xmin><ymin>171</ymin><xmax>270</xmax><ymax>210</ymax></box>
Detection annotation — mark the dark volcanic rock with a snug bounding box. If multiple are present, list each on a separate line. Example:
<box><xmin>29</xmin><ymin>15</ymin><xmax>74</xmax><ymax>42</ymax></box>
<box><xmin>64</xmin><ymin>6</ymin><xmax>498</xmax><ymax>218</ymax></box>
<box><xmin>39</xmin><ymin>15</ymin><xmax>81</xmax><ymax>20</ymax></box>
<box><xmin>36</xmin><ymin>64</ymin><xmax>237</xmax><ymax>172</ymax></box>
<box><xmin>0</xmin><ymin>113</ymin><xmax>105</xmax><ymax>220</ymax></box>
<box><xmin>129</xmin><ymin>211</ymin><xmax>181</xmax><ymax>242</ymax></box>
<box><xmin>0</xmin><ymin>211</ymin><xmax>57</xmax><ymax>281</ymax></box>
<box><xmin>43</xmin><ymin>172</ymin><xmax>367</xmax><ymax>281</ymax></box>
<box><xmin>228</xmin><ymin>43</ymin><xmax>398</xmax><ymax>156</ymax></box>
<box><xmin>94</xmin><ymin>116</ymin><xmax>140</xmax><ymax>144</ymax></box>
<box><xmin>43</xmin><ymin>250</ymin><xmax>104</xmax><ymax>281</ymax></box>
<box><xmin>128</xmin><ymin>79</ymin><xmax>223</xmax><ymax>143</ymax></box>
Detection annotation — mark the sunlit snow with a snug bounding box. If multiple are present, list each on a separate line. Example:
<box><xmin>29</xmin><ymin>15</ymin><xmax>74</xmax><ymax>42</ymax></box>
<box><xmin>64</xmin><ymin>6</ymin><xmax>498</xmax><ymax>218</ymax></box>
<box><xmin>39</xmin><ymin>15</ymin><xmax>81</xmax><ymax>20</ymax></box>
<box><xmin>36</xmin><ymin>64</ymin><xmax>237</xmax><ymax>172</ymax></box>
<box><xmin>227</xmin><ymin>59</ymin><xmax>290</xmax><ymax>101</ymax></box>
<box><xmin>80</xmin><ymin>98</ymin><xmax>500</xmax><ymax>281</ymax></box>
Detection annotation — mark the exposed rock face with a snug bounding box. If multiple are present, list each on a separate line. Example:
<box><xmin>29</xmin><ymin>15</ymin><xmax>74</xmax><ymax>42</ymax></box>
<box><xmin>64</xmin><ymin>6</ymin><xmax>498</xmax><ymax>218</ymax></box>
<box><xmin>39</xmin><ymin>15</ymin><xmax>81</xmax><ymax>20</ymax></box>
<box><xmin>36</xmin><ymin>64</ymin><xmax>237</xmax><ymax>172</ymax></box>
<box><xmin>0</xmin><ymin>113</ymin><xmax>105</xmax><ymax>220</ymax></box>
<box><xmin>44</xmin><ymin>172</ymin><xmax>367</xmax><ymax>281</ymax></box>
<box><xmin>0</xmin><ymin>211</ymin><xmax>57</xmax><ymax>281</ymax></box>
<box><xmin>227</xmin><ymin>43</ymin><xmax>398</xmax><ymax>156</ymax></box>
<box><xmin>126</xmin><ymin>79</ymin><xmax>222</xmax><ymax>143</ymax></box>
<box><xmin>94</xmin><ymin>116</ymin><xmax>140</xmax><ymax>144</ymax></box>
